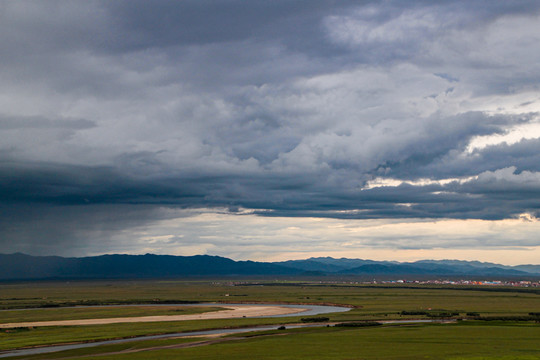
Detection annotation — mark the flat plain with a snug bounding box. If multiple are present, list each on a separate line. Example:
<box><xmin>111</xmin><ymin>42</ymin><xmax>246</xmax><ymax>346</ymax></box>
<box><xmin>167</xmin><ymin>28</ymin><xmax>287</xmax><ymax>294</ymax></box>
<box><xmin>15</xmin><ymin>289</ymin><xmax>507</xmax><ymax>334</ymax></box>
<box><xmin>0</xmin><ymin>279</ymin><xmax>539</xmax><ymax>359</ymax></box>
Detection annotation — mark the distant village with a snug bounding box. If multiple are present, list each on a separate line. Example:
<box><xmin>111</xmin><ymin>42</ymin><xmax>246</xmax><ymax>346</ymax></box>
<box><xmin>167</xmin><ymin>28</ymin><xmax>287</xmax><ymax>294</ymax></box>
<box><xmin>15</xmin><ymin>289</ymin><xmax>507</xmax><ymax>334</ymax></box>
<box><xmin>218</xmin><ymin>279</ymin><xmax>540</xmax><ymax>288</ymax></box>
<box><xmin>375</xmin><ymin>279</ymin><xmax>539</xmax><ymax>287</ymax></box>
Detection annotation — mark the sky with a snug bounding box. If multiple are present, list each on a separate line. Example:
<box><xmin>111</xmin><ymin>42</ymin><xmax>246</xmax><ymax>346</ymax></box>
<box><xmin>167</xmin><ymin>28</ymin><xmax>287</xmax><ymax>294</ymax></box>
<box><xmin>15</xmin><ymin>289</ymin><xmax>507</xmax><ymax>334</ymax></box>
<box><xmin>1</xmin><ymin>0</ymin><xmax>540</xmax><ymax>265</ymax></box>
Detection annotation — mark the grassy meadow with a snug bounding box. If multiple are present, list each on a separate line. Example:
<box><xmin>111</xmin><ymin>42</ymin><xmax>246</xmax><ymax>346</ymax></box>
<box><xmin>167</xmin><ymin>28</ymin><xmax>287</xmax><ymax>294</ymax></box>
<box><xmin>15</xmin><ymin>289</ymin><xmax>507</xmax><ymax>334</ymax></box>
<box><xmin>0</xmin><ymin>279</ymin><xmax>539</xmax><ymax>359</ymax></box>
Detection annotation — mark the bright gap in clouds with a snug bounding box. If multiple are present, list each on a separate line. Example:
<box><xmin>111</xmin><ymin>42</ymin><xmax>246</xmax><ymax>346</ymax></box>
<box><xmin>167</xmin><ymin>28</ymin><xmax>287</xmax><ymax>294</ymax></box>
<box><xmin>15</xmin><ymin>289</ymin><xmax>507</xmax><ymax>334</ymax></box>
<box><xmin>362</xmin><ymin>175</ymin><xmax>478</xmax><ymax>190</ymax></box>
<box><xmin>467</xmin><ymin>120</ymin><xmax>540</xmax><ymax>153</ymax></box>
<box><xmin>92</xmin><ymin>210</ymin><xmax>540</xmax><ymax>266</ymax></box>
<box><xmin>364</xmin><ymin>116</ymin><xmax>540</xmax><ymax>190</ymax></box>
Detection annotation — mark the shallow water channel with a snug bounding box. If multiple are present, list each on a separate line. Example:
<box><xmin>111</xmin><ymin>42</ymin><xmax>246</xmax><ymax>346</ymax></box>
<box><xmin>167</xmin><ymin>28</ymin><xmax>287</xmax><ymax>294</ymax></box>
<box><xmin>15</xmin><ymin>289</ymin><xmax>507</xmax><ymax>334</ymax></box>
<box><xmin>0</xmin><ymin>303</ymin><xmax>350</xmax><ymax>358</ymax></box>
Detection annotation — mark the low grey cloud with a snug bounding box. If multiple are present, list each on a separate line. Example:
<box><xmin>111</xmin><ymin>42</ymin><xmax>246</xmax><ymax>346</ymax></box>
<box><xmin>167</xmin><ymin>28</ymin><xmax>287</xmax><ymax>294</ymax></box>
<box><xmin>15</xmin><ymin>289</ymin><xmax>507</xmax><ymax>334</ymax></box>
<box><xmin>0</xmin><ymin>114</ymin><xmax>95</xmax><ymax>130</ymax></box>
<box><xmin>1</xmin><ymin>0</ymin><xmax>540</xmax><ymax>256</ymax></box>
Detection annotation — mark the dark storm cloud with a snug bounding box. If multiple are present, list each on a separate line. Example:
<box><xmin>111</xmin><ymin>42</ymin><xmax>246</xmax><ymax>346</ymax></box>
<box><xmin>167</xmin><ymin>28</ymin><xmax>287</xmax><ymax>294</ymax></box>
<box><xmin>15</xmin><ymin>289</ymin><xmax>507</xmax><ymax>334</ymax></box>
<box><xmin>2</xmin><ymin>150</ymin><xmax>538</xmax><ymax>223</ymax></box>
<box><xmin>1</xmin><ymin>0</ymin><xmax>540</xmax><ymax>254</ymax></box>
<box><xmin>407</xmin><ymin>137</ymin><xmax>540</xmax><ymax>180</ymax></box>
<box><xmin>0</xmin><ymin>203</ymin><xmax>186</xmax><ymax>256</ymax></box>
<box><xmin>0</xmin><ymin>161</ymin><xmax>209</xmax><ymax>205</ymax></box>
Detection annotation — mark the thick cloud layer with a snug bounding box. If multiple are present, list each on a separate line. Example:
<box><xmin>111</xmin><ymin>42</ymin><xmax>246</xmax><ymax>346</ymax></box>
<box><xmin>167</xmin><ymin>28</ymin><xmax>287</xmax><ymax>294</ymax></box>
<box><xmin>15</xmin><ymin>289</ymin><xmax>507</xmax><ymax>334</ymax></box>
<box><xmin>1</xmin><ymin>1</ymin><xmax>540</xmax><ymax>257</ymax></box>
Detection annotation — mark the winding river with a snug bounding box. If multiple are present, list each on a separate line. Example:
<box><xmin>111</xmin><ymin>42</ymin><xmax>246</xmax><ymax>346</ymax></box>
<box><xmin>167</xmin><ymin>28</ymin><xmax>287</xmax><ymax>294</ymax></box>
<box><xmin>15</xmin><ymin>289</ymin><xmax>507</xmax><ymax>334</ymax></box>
<box><xmin>0</xmin><ymin>303</ymin><xmax>351</xmax><ymax>358</ymax></box>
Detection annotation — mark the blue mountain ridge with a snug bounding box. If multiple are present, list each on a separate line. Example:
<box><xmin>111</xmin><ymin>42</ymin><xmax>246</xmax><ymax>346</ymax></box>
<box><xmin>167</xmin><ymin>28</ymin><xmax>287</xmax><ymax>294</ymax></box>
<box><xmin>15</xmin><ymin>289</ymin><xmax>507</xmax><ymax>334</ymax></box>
<box><xmin>0</xmin><ymin>253</ymin><xmax>538</xmax><ymax>280</ymax></box>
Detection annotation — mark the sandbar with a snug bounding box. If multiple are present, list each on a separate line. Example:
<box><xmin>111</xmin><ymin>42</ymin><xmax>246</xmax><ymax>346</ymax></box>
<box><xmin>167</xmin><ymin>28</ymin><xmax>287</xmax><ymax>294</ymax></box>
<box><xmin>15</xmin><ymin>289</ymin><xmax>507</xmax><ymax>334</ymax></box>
<box><xmin>0</xmin><ymin>305</ymin><xmax>307</xmax><ymax>328</ymax></box>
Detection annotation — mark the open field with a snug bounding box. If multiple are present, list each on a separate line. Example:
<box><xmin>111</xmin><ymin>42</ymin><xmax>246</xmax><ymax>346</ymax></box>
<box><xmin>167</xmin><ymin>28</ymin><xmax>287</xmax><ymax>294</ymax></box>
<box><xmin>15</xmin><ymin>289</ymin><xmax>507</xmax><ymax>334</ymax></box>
<box><xmin>1</xmin><ymin>279</ymin><xmax>539</xmax><ymax>359</ymax></box>
<box><xmin>53</xmin><ymin>322</ymin><xmax>540</xmax><ymax>360</ymax></box>
<box><xmin>3</xmin><ymin>322</ymin><xmax>540</xmax><ymax>360</ymax></box>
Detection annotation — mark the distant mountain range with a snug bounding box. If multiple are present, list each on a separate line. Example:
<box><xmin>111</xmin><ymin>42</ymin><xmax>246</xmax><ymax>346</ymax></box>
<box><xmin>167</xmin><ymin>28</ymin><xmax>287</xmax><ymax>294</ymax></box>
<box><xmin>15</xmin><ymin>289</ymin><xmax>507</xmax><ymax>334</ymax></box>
<box><xmin>0</xmin><ymin>253</ymin><xmax>538</xmax><ymax>280</ymax></box>
<box><xmin>275</xmin><ymin>257</ymin><xmax>540</xmax><ymax>277</ymax></box>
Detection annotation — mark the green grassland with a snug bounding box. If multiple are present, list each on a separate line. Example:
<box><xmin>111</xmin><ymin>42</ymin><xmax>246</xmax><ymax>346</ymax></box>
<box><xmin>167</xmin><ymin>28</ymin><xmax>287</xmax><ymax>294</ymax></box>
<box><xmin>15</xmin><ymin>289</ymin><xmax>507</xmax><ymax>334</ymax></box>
<box><xmin>1</xmin><ymin>280</ymin><xmax>539</xmax><ymax>359</ymax></box>
<box><xmin>7</xmin><ymin>322</ymin><xmax>540</xmax><ymax>360</ymax></box>
<box><xmin>85</xmin><ymin>322</ymin><xmax>539</xmax><ymax>360</ymax></box>
<box><xmin>1</xmin><ymin>280</ymin><xmax>538</xmax><ymax>313</ymax></box>
<box><xmin>0</xmin><ymin>317</ymin><xmax>299</xmax><ymax>350</ymax></box>
<box><xmin>4</xmin><ymin>337</ymin><xmax>204</xmax><ymax>359</ymax></box>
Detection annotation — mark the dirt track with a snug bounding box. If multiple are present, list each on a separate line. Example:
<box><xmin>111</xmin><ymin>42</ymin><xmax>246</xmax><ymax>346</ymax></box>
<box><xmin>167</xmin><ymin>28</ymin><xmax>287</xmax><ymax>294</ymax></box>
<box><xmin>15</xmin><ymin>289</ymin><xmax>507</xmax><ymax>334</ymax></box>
<box><xmin>0</xmin><ymin>305</ymin><xmax>307</xmax><ymax>329</ymax></box>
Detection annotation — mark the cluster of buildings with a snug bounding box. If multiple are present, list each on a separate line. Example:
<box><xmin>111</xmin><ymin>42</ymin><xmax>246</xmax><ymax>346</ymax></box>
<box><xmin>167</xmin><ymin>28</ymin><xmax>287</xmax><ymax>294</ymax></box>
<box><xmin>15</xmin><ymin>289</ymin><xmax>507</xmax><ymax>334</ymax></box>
<box><xmin>214</xmin><ymin>279</ymin><xmax>539</xmax><ymax>288</ymax></box>
<box><xmin>377</xmin><ymin>279</ymin><xmax>539</xmax><ymax>287</ymax></box>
